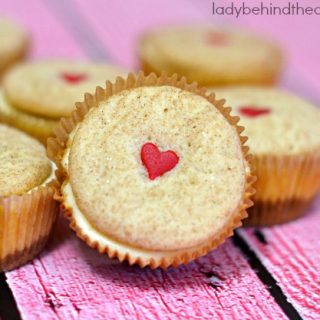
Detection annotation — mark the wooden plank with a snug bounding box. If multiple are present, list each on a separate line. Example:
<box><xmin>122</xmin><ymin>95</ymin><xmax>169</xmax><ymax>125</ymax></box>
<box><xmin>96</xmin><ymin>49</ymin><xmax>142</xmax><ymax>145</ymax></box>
<box><xmin>0</xmin><ymin>273</ymin><xmax>20</xmax><ymax>320</ymax></box>
<box><xmin>6</xmin><ymin>216</ymin><xmax>286</xmax><ymax>320</ymax></box>
<box><xmin>72</xmin><ymin>0</ymin><xmax>209</xmax><ymax>68</ymax></box>
<box><xmin>239</xmin><ymin>198</ymin><xmax>320</xmax><ymax>320</ymax></box>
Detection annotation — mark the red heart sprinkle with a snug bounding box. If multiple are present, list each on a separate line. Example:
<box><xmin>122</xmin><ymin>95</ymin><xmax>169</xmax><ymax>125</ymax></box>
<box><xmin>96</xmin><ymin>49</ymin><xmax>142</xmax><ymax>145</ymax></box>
<box><xmin>238</xmin><ymin>106</ymin><xmax>271</xmax><ymax>118</ymax></box>
<box><xmin>141</xmin><ymin>143</ymin><xmax>179</xmax><ymax>180</ymax></box>
<box><xmin>60</xmin><ymin>72</ymin><xmax>87</xmax><ymax>84</ymax></box>
<box><xmin>206</xmin><ymin>31</ymin><xmax>229</xmax><ymax>46</ymax></box>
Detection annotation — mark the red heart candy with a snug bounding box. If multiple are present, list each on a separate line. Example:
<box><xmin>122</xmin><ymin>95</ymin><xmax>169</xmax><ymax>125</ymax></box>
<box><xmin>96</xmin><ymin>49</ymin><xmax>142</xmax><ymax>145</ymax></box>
<box><xmin>238</xmin><ymin>106</ymin><xmax>271</xmax><ymax>118</ymax></box>
<box><xmin>206</xmin><ymin>31</ymin><xmax>229</xmax><ymax>46</ymax></box>
<box><xmin>60</xmin><ymin>72</ymin><xmax>87</xmax><ymax>84</ymax></box>
<box><xmin>141</xmin><ymin>143</ymin><xmax>179</xmax><ymax>180</ymax></box>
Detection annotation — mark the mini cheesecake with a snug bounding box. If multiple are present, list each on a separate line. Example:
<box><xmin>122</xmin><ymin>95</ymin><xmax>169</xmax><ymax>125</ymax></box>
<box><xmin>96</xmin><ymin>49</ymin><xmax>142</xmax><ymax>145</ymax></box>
<box><xmin>0</xmin><ymin>124</ymin><xmax>59</xmax><ymax>271</ymax></box>
<box><xmin>0</xmin><ymin>60</ymin><xmax>128</xmax><ymax>143</ymax></box>
<box><xmin>48</xmin><ymin>72</ymin><xmax>255</xmax><ymax>268</ymax></box>
<box><xmin>138</xmin><ymin>25</ymin><xmax>283</xmax><ymax>86</ymax></box>
<box><xmin>214</xmin><ymin>87</ymin><xmax>320</xmax><ymax>225</ymax></box>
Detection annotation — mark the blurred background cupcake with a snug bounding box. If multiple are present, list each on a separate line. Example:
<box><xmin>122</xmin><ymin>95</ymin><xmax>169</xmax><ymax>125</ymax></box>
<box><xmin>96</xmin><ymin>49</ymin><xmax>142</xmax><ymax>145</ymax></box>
<box><xmin>0</xmin><ymin>124</ymin><xmax>59</xmax><ymax>271</ymax></box>
<box><xmin>138</xmin><ymin>25</ymin><xmax>283</xmax><ymax>86</ymax></box>
<box><xmin>214</xmin><ymin>87</ymin><xmax>320</xmax><ymax>225</ymax></box>
<box><xmin>0</xmin><ymin>60</ymin><xmax>129</xmax><ymax>143</ymax></box>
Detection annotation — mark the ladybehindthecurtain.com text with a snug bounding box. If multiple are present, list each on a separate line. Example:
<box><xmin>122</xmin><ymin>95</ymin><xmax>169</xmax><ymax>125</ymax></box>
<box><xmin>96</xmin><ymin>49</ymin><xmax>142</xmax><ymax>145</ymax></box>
<box><xmin>212</xmin><ymin>2</ymin><xmax>320</xmax><ymax>18</ymax></box>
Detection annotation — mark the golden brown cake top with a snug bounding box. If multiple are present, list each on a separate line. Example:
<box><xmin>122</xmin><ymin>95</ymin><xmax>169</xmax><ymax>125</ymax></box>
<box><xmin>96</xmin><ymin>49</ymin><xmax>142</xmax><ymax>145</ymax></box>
<box><xmin>139</xmin><ymin>25</ymin><xmax>282</xmax><ymax>81</ymax></box>
<box><xmin>214</xmin><ymin>87</ymin><xmax>320</xmax><ymax>155</ymax></box>
<box><xmin>3</xmin><ymin>60</ymin><xmax>129</xmax><ymax>118</ymax></box>
<box><xmin>0</xmin><ymin>125</ymin><xmax>52</xmax><ymax>197</ymax></box>
<box><xmin>63</xmin><ymin>85</ymin><xmax>248</xmax><ymax>251</ymax></box>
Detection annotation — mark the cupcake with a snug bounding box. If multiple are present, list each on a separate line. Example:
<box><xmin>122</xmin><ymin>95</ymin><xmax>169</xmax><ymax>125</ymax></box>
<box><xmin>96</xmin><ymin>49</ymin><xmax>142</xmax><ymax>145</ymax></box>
<box><xmin>48</xmin><ymin>72</ymin><xmax>255</xmax><ymax>269</ymax></box>
<box><xmin>0</xmin><ymin>124</ymin><xmax>59</xmax><ymax>271</ymax></box>
<box><xmin>138</xmin><ymin>25</ymin><xmax>283</xmax><ymax>86</ymax></box>
<box><xmin>0</xmin><ymin>61</ymin><xmax>128</xmax><ymax>143</ymax></box>
<box><xmin>0</xmin><ymin>18</ymin><xmax>29</xmax><ymax>77</ymax></box>
<box><xmin>214</xmin><ymin>87</ymin><xmax>320</xmax><ymax>226</ymax></box>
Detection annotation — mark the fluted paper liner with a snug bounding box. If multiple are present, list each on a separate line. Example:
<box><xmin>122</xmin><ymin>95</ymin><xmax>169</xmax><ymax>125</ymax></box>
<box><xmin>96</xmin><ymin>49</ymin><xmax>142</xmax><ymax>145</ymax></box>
<box><xmin>245</xmin><ymin>152</ymin><xmax>320</xmax><ymax>226</ymax></box>
<box><xmin>0</xmin><ymin>181</ymin><xmax>59</xmax><ymax>271</ymax></box>
<box><xmin>47</xmin><ymin>72</ymin><xmax>255</xmax><ymax>269</ymax></box>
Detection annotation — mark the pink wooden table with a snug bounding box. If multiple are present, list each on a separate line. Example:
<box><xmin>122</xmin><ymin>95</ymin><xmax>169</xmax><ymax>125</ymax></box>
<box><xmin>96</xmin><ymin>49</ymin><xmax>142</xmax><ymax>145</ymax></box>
<box><xmin>0</xmin><ymin>1</ymin><xmax>319</xmax><ymax>319</ymax></box>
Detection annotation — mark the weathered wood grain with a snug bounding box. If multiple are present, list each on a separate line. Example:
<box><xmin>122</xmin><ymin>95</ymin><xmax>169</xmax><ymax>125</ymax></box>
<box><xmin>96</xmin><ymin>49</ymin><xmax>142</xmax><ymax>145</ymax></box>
<box><xmin>7</xmin><ymin>217</ymin><xmax>286</xmax><ymax>320</ymax></box>
<box><xmin>239</xmin><ymin>198</ymin><xmax>320</xmax><ymax>320</ymax></box>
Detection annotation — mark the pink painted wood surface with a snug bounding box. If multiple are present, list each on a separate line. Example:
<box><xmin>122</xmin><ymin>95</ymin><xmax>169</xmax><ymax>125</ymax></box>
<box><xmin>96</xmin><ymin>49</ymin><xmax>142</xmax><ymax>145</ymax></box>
<box><xmin>0</xmin><ymin>0</ymin><xmax>86</xmax><ymax>59</ymax></box>
<box><xmin>239</xmin><ymin>198</ymin><xmax>320</xmax><ymax>320</ymax></box>
<box><xmin>73</xmin><ymin>0</ymin><xmax>207</xmax><ymax>68</ymax></box>
<box><xmin>6</xmin><ymin>217</ymin><xmax>286</xmax><ymax>320</ymax></box>
<box><xmin>74</xmin><ymin>0</ymin><xmax>320</xmax><ymax>94</ymax></box>
<box><xmin>1</xmin><ymin>0</ymin><xmax>320</xmax><ymax>319</ymax></box>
